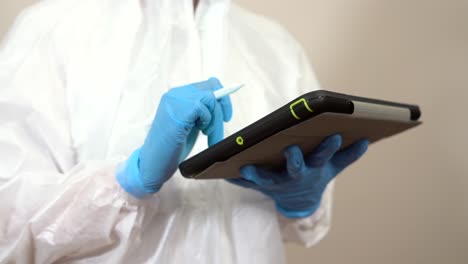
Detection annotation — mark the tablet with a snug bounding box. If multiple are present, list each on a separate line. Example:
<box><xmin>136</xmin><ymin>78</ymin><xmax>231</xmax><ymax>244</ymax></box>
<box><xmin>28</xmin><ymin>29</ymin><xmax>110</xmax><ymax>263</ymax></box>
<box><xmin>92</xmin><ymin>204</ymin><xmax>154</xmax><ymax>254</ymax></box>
<box><xmin>179</xmin><ymin>90</ymin><xmax>421</xmax><ymax>179</ymax></box>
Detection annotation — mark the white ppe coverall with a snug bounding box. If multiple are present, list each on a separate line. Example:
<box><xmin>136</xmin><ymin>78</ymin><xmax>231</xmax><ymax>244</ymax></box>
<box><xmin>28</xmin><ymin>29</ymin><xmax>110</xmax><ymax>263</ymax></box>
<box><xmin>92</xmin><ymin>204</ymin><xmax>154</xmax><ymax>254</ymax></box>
<box><xmin>0</xmin><ymin>0</ymin><xmax>334</xmax><ymax>263</ymax></box>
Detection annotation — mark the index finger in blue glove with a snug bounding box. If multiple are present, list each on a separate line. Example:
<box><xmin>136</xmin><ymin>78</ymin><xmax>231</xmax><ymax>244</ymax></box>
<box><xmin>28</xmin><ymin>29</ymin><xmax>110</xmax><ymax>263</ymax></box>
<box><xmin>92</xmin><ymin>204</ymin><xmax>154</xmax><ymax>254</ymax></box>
<box><xmin>191</xmin><ymin>77</ymin><xmax>223</xmax><ymax>91</ymax></box>
<box><xmin>283</xmin><ymin>145</ymin><xmax>306</xmax><ymax>179</ymax></box>
<box><xmin>207</xmin><ymin>103</ymin><xmax>224</xmax><ymax>146</ymax></box>
<box><xmin>331</xmin><ymin>139</ymin><xmax>369</xmax><ymax>175</ymax></box>
<box><xmin>192</xmin><ymin>101</ymin><xmax>213</xmax><ymax>131</ymax></box>
<box><xmin>306</xmin><ymin>134</ymin><xmax>342</xmax><ymax>168</ymax></box>
<box><xmin>207</xmin><ymin>77</ymin><xmax>233</xmax><ymax>122</ymax></box>
<box><xmin>188</xmin><ymin>81</ymin><xmax>217</xmax><ymax>113</ymax></box>
<box><xmin>219</xmin><ymin>96</ymin><xmax>233</xmax><ymax>122</ymax></box>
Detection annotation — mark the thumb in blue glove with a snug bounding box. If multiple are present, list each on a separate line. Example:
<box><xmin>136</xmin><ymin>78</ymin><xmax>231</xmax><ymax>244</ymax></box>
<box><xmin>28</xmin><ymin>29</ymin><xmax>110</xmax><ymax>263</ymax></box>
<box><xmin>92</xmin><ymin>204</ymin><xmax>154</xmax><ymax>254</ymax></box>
<box><xmin>228</xmin><ymin>134</ymin><xmax>369</xmax><ymax>218</ymax></box>
<box><xmin>117</xmin><ymin>77</ymin><xmax>233</xmax><ymax>198</ymax></box>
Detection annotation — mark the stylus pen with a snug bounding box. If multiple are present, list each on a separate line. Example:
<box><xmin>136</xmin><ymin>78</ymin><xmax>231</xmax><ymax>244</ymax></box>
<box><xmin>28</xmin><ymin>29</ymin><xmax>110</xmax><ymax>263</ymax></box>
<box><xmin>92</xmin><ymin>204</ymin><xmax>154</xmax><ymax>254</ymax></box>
<box><xmin>214</xmin><ymin>84</ymin><xmax>244</xmax><ymax>100</ymax></box>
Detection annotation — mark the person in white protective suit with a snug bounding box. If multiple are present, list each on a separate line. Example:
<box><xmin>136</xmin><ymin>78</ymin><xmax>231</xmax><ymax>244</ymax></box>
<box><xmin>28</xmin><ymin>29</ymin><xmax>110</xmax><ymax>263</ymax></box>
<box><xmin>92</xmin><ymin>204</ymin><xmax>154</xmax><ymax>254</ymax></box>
<box><xmin>0</xmin><ymin>0</ymin><xmax>370</xmax><ymax>263</ymax></box>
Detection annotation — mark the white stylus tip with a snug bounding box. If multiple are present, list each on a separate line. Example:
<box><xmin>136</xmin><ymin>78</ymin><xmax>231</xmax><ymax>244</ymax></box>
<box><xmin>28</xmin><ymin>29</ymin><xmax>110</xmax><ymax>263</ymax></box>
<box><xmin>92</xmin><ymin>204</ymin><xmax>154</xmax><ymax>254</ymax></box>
<box><xmin>214</xmin><ymin>84</ymin><xmax>245</xmax><ymax>99</ymax></box>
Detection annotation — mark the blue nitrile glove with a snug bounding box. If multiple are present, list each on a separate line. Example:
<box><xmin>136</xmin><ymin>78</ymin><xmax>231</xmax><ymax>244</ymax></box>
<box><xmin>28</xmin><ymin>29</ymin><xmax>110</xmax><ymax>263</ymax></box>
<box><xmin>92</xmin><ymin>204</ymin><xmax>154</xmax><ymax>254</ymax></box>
<box><xmin>117</xmin><ymin>77</ymin><xmax>232</xmax><ymax>198</ymax></box>
<box><xmin>227</xmin><ymin>134</ymin><xmax>369</xmax><ymax>218</ymax></box>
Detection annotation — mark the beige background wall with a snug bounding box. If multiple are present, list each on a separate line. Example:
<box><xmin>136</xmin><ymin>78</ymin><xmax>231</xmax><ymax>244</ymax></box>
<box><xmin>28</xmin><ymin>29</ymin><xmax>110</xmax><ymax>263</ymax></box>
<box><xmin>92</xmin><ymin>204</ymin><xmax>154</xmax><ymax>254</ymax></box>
<box><xmin>1</xmin><ymin>0</ymin><xmax>467</xmax><ymax>263</ymax></box>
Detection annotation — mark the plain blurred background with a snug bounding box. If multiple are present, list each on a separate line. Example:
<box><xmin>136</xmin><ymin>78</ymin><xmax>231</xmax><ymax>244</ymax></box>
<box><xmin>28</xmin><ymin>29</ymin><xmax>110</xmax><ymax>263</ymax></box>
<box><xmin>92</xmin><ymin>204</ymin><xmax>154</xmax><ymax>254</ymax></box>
<box><xmin>1</xmin><ymin>0</ymin><xmax>467</xmax><ymax>263</ymax></box>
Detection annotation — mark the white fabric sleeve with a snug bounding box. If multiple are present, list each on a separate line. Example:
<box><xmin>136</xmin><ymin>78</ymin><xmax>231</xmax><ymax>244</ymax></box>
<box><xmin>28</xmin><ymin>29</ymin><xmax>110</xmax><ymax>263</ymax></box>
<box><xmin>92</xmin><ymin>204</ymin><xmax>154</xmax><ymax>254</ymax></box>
<box><xmin>0</xmin><ymin>6</ymin><xmax>156</xmax><ymax>263</ymax></box>
<box><xmin>276</xmin><ymin>41</ymin><xmax>335</xmax><ymax>247</ymax></box>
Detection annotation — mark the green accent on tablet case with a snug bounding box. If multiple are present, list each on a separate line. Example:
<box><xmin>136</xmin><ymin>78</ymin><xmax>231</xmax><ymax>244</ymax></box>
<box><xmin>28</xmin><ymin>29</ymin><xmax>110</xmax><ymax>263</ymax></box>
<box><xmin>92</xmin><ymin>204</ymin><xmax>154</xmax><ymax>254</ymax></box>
<box><xmin>236</xmin><ymin>136</ymin><xmax>244</xmax><ymax>146</ymax></box>
<box><xmin>290</xmin><ymin>98</ymin><xmax>313</xmax><ymax>120</ymax></box>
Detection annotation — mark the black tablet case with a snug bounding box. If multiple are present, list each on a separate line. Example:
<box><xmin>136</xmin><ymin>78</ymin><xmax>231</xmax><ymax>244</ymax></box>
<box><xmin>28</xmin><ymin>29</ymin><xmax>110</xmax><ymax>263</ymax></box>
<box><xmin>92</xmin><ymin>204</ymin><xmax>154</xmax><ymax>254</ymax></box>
<box><xmin>179</xmin><ymin>90</ymin><xmax>421</xmax><ymax>179</ymax></box>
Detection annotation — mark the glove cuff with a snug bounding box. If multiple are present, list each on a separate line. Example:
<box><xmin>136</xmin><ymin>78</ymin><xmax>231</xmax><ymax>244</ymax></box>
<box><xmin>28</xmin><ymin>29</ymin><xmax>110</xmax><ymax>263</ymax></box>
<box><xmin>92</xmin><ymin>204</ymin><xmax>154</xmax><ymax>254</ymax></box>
<box><xmin>275</xmin><ymin>201</ymin><xmax>321</xmax><ymax>219</ymax></box>
<box><xmin>116</xmin><ymin>148</ymin><xmax>152</xmax><ymax>199</ymax></box>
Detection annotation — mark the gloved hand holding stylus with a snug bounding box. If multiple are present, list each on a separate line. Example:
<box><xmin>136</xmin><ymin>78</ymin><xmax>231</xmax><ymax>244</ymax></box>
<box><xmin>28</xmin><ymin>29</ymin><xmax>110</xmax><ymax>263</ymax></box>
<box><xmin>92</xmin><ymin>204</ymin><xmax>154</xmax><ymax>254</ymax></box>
<box><xmin>228</xmin><ymin>134</ymin><xmax>369</xmax><ymax>218</ymax></box>
<box><xmin>117</xmin><ymin>77</ymin><xmax>233</xmax><ymax>198</ymax></box>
